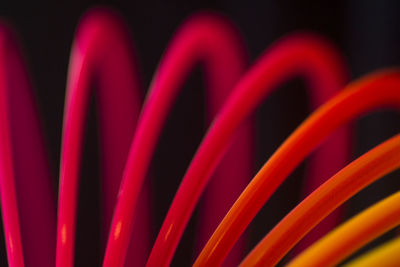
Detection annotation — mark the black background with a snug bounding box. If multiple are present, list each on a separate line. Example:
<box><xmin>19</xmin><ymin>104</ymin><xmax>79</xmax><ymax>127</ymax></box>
<box><xmin>0</xmin><ymin>0</ymin><xmax>400</xmax><ymax>266</ymax></box>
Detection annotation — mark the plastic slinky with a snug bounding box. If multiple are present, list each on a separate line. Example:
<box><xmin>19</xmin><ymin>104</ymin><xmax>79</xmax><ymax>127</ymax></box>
<box><xmin>0</xmin><ymin>6</ymin><xmax>399</xmax><ymax>267</ymax></box>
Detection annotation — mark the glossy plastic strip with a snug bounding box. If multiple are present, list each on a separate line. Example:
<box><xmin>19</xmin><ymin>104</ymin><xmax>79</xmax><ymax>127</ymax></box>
<box><xmin>56</xmin><ymin>9</ymin><xmax>147</xmax><ymax>267</ymax></box>
<box><xmin>0</xmin><ymin>25</ymin><xmax>55</xmax><ymax>267</ymax></box>
<box><xmin>242</xmin><ymin>134</ymin><xmax>400</xmax><ymax>266</ymax></box>
<box><xmin>287</xmin><ymin>190</ymin><xmax>400</xmax><ymax>267</ymax></box>
<box><xmin>194</xmin><ymin>70</ymin><xmax>400</xmax><ymax>266</ymax></box>
<box><xmin>103</xmin><ymin>12</ymin><xmax>252</xmax><ymax>267</ymax></box>
<box><xmin>344</xmin><ymin>236</ymin><xmax>400</xmax><ymax>267</ymax></box>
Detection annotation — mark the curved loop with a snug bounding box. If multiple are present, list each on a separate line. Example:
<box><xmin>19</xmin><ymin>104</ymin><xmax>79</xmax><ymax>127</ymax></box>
<box><xmin>242</xmin><ymin>133</ymin><xmax>400</xmax><ymax>266</ymax></box>
<box><xmin>194</xmin><ymin>70</ymin><xmax>400</xmax><ymax>266</ymax></box>
<box><xmin>56</xmin><ymin>9</ymin><xmax>146</xmax><ymax>267</ymax></box>
<box><xmin>0</xmin><ymin>25</ymin><xmax>55</xmax><ymax>266</ymax></box>
<box><xmin>287</xmin><ymin>190</ymin><xmax>400</xmax><ymax>267</ymax></box>
<box><xmin>103</xmin><ymin>12</ymin><xmax>251</xmax><ymax>267</ymax></box>
<box><xmin>344</xmin><ymin>236</ymin><xmax>400</xmax><ymax>267</ymax></box>
<box><xmin>146</xmin><ymin>33</ymin><xmax>349</xmax><ymax>266</ymax></box>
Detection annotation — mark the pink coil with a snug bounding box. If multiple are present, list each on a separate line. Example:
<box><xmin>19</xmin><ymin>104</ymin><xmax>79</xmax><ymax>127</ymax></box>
<box><xmin>10</xmin><ymin>6</ymin><xmax>400</xmax><ymax>267</ymax></box>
